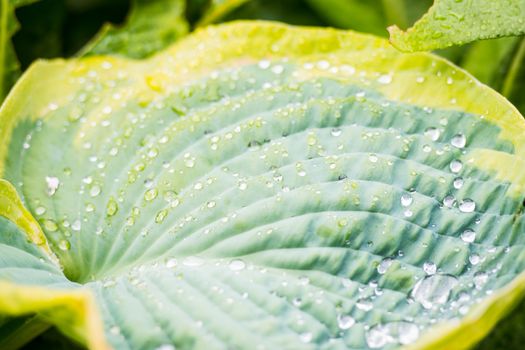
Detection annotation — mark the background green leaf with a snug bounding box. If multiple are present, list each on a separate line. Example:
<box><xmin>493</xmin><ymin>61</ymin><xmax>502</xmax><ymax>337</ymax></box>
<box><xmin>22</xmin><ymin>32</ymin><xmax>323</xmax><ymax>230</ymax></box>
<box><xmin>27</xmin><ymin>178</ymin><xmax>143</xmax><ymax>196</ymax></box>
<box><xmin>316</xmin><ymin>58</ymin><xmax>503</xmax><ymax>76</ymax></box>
<box><xmin>388</xmin><ymin>0</ymin><xmax>525</xmax><ymax>52</ymax></box>
<box><xmin>0</xmin><ymin>0</ymin><xmax>39</xmax><ymax>102</ymax></box>
<box><xmin>79</xmin><ymin>0</ymin><xmax>188</xmax><ymax>58</ymax></box>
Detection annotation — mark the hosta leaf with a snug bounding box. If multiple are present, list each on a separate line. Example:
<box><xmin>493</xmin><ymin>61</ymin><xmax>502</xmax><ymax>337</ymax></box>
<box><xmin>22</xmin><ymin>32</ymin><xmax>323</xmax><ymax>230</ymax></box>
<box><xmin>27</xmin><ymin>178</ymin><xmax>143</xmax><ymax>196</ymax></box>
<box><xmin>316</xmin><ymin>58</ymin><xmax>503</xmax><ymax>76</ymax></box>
<box><xmin>79</xmin><ymin>0</ymin><xmax>189</xmax><ymax>59</ymax></box>
<box><xmin>0</xmin><ymin>180</ymin><xmax>108</xmax><ymax>349</ymax></box>
<box><xmin>389</xmin><ymin>0</ymin><xmax>525</xmax><ymax>52</ymax></box>
<box><xmin>2</xmin><ymin>21</ymin><xmax>525</xmax><ymax>349</ymax></box>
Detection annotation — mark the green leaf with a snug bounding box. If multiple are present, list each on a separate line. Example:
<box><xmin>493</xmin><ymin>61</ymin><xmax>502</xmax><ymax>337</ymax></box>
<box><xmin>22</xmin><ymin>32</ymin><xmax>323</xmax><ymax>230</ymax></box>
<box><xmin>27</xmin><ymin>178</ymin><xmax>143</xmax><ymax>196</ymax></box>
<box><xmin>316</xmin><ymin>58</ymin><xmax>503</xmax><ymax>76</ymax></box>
<box><xmin>460</xmin><ymin>37</ymin><xmax>519</xmax><ymax>86</ymax></box>
<box><xmin>303</xmin><ymin>0</ymin><xmax>387</xmax><ymax>35</ymax></box>
<box><xmin>2</xmin><ymin>21</ymin><xmax>525</xmax><ymax>350</ymax></box>
<box><xmin>0</xmin><ymin>0</ymin><xmax>39</xmax><ymax>102</ymax></box>
<box><xmin>388</xmin><ymin>0</ymin><xmax>525</xmax><ymax>52</ymax></box>
<box><xmin>78</xmin><ymin>0</ymin><xmax>189</xmax><ymax>59</ymax></box>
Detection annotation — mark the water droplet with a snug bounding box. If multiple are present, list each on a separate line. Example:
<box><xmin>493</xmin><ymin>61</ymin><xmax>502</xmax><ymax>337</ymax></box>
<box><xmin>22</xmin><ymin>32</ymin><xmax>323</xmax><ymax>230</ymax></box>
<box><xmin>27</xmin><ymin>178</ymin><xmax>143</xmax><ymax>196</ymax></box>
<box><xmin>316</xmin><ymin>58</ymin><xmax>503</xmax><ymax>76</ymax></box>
<box><xmin>473</xmin><ymin>271</ymin><xmax>488</xmax><ymax>289</ymax></box>
<box><xmin>377</xmin><ymin>74</ymin><xmax>392</xmax><ymax>84</ymax></box>
<box><xmin>144</xmin><ymin>188</ymin><xmax>158</xmax><ymax>201</ymax></box>
<box><xmin>424</xmin><ymin>127</ymin><xmax>440</xmax><ymax>141</ymax></box>
<box><xmin>238</xmin><ymin>181</ymin><xmax>248</xmax><ymax>190</ymax></box>
<box><xmin>356</xmin><ymin>298</ymin><xmax>373</xmax><ymax>311</ymax></box>
<box><xmin>331</xmin><ymin>128</ymin><xmax>342</xmax><ymax>137</ymax></box>
<box><xmin>299</xmin><ymin>332</ymin><xmax>312</xmax><ymax>343</ymax></box>
<box><xmin>369</xmin><ymin>154</ymin><xmax>378</xmax><ymax>163</ymax></box>
<box><xmin>90</xmin><ymin>184</ymin><xmax>101</xmax><ymax>197</ymax></box>
<box><xmin>206</xmin><ymin>201</ymin><xmax>216</xmax><ymax>208</ymax></box>
<box><xmin>292</xmin><ymin>297</ymin><xmax>302</xmax><ymax>307</ymax></box>
<box><xmin>460</xmin><ymin>229</ymin><xmax>476</xmax><ymax>243</ymax></box>
<box><xmin>156</xmin><ymin>345</ymin><xmax>175</xmax><ymax>350</ymax></box>
<box><xmin>43</xmin><ymin>219</ymin><xmax>58</xmax><ymax>232</ymax></box>
<box><xmin>229</xmin><ymin>259</ymin><xmax>246</xmax><ymax>271</ymax></box>
<box><xmin>397</xmin><ymin>322</ymin><xmax>420</xmax><ymax>345</ymax></box>
<box><xmin>165</xmin><ymin>258</ymin><xmax>177</xmax><ymax>268</ymax></box>
<box><xmin>459</xmin><ymin>199</ymin><xmax>476</xmax><ymax>213</ymax></box>
<box><xmin>400</xmin><ymin>193</ymin><xmax>413</xmax><ymax>207</ymax></box>
<box><xmin>258</xmin><ymin>60</ymin><xmax>270</xmax><ymax>69</ymax></box>
<box><xmin>449</xmin><ymin>160</ymin><xmax>463</xmax><ymax>173</ymax></box>
<box><xmin>35</xmin><ymin>206</ymin><xmax>46</xmax><ymax>216</ymax></box>
<box><xmin>155</xmin><ymin>209</ymin><xmax>168</xmax><ymax>223</ymax></box>
<box><xmin>366</xmin><ymin>325</ymin><xmax>393</xmax><ymax>348</ymax></box>
<box><xmin>411</xmin><ymin>274</ymin><xmax>458</xmax><ymax>309</ymax></box>
<box><xmin>377</xmin><ymin>258</ymin><xmax>393</xmax><ymax>274</ymax></box>
<box><xmin>298</xmin><ymin>276</ymin><xmax>310</xmax><ymax>285</ymax></box>
<box><xmin>451</xmin><ymin>133</ymin><xmax>466</xmax><ymax>148</ymax></box>
<box><xmin>106</xmin><ymin>199</ymin><xmax>118</xmax><ymax>217</ymax></box>
<box><xmin>45</xmin><ymin>176</ymin><xmax>60</xmax><ymax>196</ymax></box>
<box><xmin>423</xmin><ymin>261</ymin><xmax>437</xmax><ymax>275</ymax></box>
<box><xmin>72</xmin><ymin>220</ymin><xmax>81</xmax><ymax>231</ymax></box>
<box><xmin>337</xmin><ymin>314</ymin><xmax>355</xmax><ymax>330</ymax></box>
<box><xmin>109</xmin><ymin>326</ymin><xmax>120</xmax><ymax>335</ymax></box>
<box><xmin>453</xmin><ymin>177</ymin><xmax>464</xmax><ymax>189</ymax></box>
<box><xmin>58</xmin><ymin>239</ymin><xmax>70</xmax><ymax>251</ymax></box>
<box><xmin>469</xmin><ymin>254</ymin><xmax>481</xmax><ymax>265</ymax></box>
<box><xmin>443</xmin><ymin>195</ymin><xmax>456</xmax><ymax>208</ymax></box>
<box><xmin>183</xmin><ymin>256</ymin><xmax>204</xmax><ymax>267</ymax></box>
<box><xmin>184</xmin><ymin>159</ymin><xmax>195</xmax><ymax>168</ymax></box>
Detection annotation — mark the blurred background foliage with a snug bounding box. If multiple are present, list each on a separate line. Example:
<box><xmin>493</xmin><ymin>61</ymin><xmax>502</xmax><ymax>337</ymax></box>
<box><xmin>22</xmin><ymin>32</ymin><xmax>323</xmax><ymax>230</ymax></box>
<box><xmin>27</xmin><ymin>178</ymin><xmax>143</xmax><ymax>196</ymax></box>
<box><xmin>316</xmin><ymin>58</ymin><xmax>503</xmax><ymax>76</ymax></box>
<box><xmin>6</xmin><ymin>0</ymin><xmax>524</xmax><ymax>113</ymax></box>
<box><xmin>1</xmin><ymin>0</ymin><xmax>524</xmax><ymax>348</ymax></box>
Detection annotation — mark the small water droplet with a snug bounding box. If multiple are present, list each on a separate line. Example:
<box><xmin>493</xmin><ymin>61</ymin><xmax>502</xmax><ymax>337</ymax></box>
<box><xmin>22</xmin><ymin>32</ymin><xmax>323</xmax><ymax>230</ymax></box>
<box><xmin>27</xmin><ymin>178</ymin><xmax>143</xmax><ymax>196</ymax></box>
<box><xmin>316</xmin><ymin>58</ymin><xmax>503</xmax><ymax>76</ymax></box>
<box><xmin>400</xmin><ymin>193</ymin><xmax>413</xmax><ymax>207</ymax></box>
<box><xmin>144</xmin><ymin>188</ymin><xmax>158</xmax><ymax>201</ymax></box>
<box><xmin>331</xmin><ymin>128</ymin><xmax>342</xmax><ymax>137</ymax></box>
<box><xmin>369</xmin><ymin>154</ymin><xmax>378</xmax><ymax>163</ymax></box>
<box><xmin>35</xmin><ymin>206</ymin><xmax>46</xmax><ymax>216</ymax></box>
<box><xmin>459</xmin><ymin>199</ymin><xmax>476</xmax><ymax>213</ymax></box>
<box><xmin>460</xmin><ymin>229</ymin><xmax>476</xmax><ymax>243</ymax></box>
<box><xmin>451</xmin><ymin>133</ymin><xmax>466</xmax><ymax>148</ymax></box>
<box><xmin>109</xmin><ymin>326</ymin><xmax>120</xmax><ymax>335</ymax></box>
<box><xmin>229</xmin><ymin>259</ymin><xmax>246</xmax><ymax>271</ymax></box>
<box><xmin>166</xmin><ymin>258</ymin><xmax>177</xmax><ymax>268</ymax></box>
<box><xmin>45</xmin><ymin>176</ymin><xmax>60</xmax><ymax>196</ymax></box>
<box><xmin>377</xmin><ymin>258</ymin><xmax>393</xmax><ymax>274</ymax></box>
<box><xmin>423</xmin><ymin>261</ymin><xmax>437</xmax><ymax>275</ymax></box>
<box><xmin>424</xmin><ymin>127</ymin><xmax>440</xmax><ymax>141</ymax></box>
<box><xmin>366</xmin><ymin>325</ymin><xmax>393</xmax><ymax>348</ymax></box>
<box><xmin>106</xmin><ymin>199</ymin><xmax>118</xmax><ymax>217</ymax></box>
<box><xmin>473</xmin><ymin>271</ymin><xmax>488</xmax><ymax>289</ymax></box>
<box><xmin>90</xmin><ymin>184</ymin><xmax>101</xmax><ymax>197</ymax></box>
<box><xmin>184</xmin><ymin>159</ymin><xmax>195</xmax><ymax>168</ymax></box>
<box><xmin>356</xmin><ymin>298</ymin><xmax>373</xmax><ymax>311</ymax></box>
<box><xmin>182</xmin><ymin>256</ymin><xmax>204</xmax><ymax>267</ymax></box>
<box><xmin>206</xmin><ymin>201</ymin><xmax>216</xmax><ymax>208</ymax></box>
<box><xmin>443</xmin><ymin>195</ymin><xmax>456</xmax><ymax>208</ymax></box>
<box><xmin>71</xmin><ymin>220</ymin><xmax>81</xmax><ymax>231</ymax></box>
<box><xmin>449</xmin><ymin>160</ymin><xmax>463</xmax><ymax>173</ymax></box>
<box><xmin>58</xmin><ymin>239</ymin><xmax>70</xmax><ymax>251</ymax></box>
<box><xmin>43</xmin><ymin>219</ymin><xmax>58</xmax><ymax>232</ymax></box>
<box><xmin>453</xmin><ymin>177</ymin><xmax>464</xmax><ymax>189</ymax></box>
<box><xmin>337</xmin><ymin>314</ymin><xmax>355</xmax><ymax>330</ymax></box>
<box><xmin>238</xmin><ymin>181</ymin><xmax>248</xmax><ymax>190</ymax></box>
<box><xmin>377</xmin><ymin>74</ymin><xmax>392</xmax><ymax>84</ymax></box>
<box><xmin>469</xmin><ymin>254</ymin><xmax>481</xmax><ymax>265</ymax></box>
<box><xmin>299</xmin><ymin>332</ymin><xmax>312</xmax><ymax>343</ymax></box>
<box><xmin>155</xmin><ymin>209</ymin><xmax>168</xmax><ymax>223</ymax></box>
